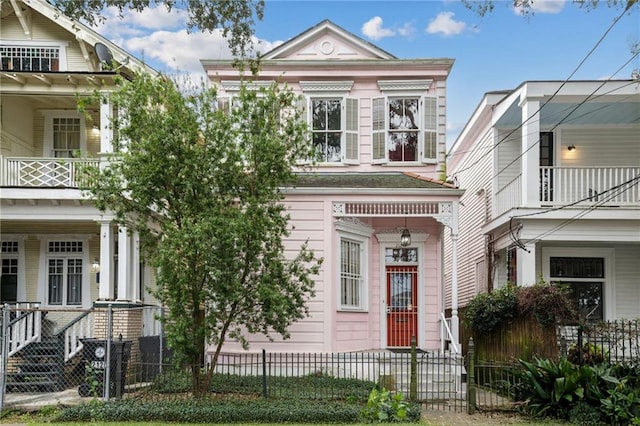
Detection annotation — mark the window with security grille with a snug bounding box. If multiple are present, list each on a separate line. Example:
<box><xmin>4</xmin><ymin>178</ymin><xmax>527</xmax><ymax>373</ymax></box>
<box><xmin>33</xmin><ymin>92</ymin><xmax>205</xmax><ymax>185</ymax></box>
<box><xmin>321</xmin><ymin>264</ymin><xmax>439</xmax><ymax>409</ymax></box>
<box><xmin>0</xmin><ymin>46</ymin><xmax>60</xmax><ymax>71</ymax></box>
<box><xmin>340</xmin><ymin>238</ymin><xmax>363</xmax><ymax>309</ymax></box>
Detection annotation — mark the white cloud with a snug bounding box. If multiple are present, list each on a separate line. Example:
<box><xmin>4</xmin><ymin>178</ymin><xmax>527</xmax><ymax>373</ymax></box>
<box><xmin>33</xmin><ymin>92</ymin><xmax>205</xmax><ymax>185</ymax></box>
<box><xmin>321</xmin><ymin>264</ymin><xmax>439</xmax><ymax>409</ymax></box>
<box><xmin>426</xmin><ymin>12</ymin><xmax>466</xmax><ymax>37</ymax></box>
<box><xmin>398</xmin><ymin>21</ymin><xmax>416</xmax><ymax>38</ymax></box>
<box><xmin>361</xmin><ymin>16</ymin><xmax>396</xmax><ymax>41</ymax></box>
<box><xmin>122</xmin><ymin>29</ymin><xmax>280</xmax><ymax>74</ymax></box>
<box><xmin>514</xmin><ymin>0</ymin><xmax>566</xmax><ymax>15</ymax></box>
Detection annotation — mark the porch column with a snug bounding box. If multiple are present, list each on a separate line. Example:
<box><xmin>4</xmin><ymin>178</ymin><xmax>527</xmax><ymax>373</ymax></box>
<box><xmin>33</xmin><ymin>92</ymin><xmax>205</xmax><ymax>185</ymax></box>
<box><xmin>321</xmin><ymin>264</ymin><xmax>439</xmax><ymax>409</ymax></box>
<box><xmin>450</xmin><ymin>201</ymin><xmax>460</xmax><ymax>350</ymax></box>
<box><xmin>517</xmin><ymin>242</ymin><xmax>537</xmax><ymax>286</ymax></box>
<box><xmin>117</xmin><ymin>226</ymin><xmax>131</xmax><ymax>301</ymax></box>
<box><xmin>99</xmin><ymin>95</ymin><xmax>113</xmax><ymax>154</ymax></box>
<box><xmin>131</xmin><ymin>231</ymin><xmax>141</xmax><ymax>302</ymax></box>
<box><xmin>520</xmin><ymin>97</ymin><xmax>540</xmax><ymax>208</ymax></box>
<box><xmin>98</xmin><ymin>220</ymin><xmax>114</xmax><ymax>299</ymax></box>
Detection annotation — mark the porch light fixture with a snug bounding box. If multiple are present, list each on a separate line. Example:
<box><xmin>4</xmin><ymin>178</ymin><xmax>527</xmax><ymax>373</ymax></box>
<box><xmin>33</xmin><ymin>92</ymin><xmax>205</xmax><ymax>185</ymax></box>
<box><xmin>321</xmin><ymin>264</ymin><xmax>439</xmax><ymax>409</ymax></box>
<box><xmin>400</xmin><ymin>216</ymin><xmax>411</xmax><ymax>247</ymax></box>
<box><xmin>567</xmin><ymin>144</ymin><xmax>576</xmax><ymax>152</ymax></box>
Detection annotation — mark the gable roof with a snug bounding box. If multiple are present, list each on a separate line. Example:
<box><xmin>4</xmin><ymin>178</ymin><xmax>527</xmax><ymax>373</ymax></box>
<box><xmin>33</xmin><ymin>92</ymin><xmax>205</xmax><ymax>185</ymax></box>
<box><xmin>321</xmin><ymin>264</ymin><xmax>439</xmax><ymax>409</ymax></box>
<box><xmin>262</xmin><ymin>19</ymin><xmax>396</xmax><ymax>60</ymax></box>
<box><xmin>2</xmin><ymin>0</ymin><xmax>155</xmax><ymax>75</ymax></box>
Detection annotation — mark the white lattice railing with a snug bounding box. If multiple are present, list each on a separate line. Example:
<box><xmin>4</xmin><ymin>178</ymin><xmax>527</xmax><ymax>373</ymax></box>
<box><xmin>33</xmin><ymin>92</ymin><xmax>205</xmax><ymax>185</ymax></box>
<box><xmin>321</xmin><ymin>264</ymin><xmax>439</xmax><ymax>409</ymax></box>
<box><xmin>0</xmin><ymin>156</ymin><xmax>99</xmax><ymax>187</ymax></box>
<box><xmin>493</xmin><ymin>174</ymin><xmax>522</xmax><ymax>218</ymax></box>
<box><xmin>540</xmin><ymin>166</ymin><xmax>640</xmax><ymax>206</ymax></box>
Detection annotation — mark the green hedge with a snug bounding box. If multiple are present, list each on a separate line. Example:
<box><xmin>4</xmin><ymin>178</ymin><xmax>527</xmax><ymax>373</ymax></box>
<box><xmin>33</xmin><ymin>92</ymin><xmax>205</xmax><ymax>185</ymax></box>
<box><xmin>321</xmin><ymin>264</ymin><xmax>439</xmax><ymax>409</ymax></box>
<box><xmin>55</xmin><ymin>399</ymin><xmax>364</xmax><ymax>423</ymax></box>
<box><xmin>153</xmin><ymin>371</ymin><xmax>376</xmax><ymax>401</ymax></box>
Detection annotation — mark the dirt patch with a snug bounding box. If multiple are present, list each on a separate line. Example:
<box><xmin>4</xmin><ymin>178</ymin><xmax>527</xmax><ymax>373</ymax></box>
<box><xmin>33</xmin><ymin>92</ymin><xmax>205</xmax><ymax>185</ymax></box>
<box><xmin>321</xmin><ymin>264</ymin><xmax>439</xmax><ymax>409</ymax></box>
<box><xmin>422</xmin><ymin>409</ymin><xmax>566</xmax><ymax>425</ymax></box>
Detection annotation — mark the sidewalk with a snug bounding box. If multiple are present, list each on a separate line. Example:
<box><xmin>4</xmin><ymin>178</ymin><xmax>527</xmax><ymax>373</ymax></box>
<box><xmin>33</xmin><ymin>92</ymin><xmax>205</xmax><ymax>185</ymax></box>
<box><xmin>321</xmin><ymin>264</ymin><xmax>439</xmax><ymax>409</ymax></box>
<box><xmin>3</xmin><ymin>389</ymin><xmax>87</xmax><ymax>411</ymax></box>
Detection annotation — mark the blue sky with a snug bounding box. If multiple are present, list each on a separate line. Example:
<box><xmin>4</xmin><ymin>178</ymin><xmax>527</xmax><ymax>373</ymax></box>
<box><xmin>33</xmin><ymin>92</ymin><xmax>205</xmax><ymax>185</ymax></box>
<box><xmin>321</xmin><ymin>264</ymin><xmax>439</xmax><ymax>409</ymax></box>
<box><xmin>94</xmin><ymin>0</ymin><xmax>639</xmax><ymax>145</ymax></box>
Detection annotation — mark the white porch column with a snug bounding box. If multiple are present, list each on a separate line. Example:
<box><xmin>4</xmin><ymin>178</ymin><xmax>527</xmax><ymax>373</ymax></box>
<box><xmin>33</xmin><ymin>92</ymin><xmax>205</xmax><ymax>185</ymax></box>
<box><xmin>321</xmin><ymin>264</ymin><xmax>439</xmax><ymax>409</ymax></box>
<box><xmin>517</xmin><ymin>242</ymin><xmax>537</xmax><ymax>286</ymax></box>
<box><xmin>117</xmin><ymin>226</ymin><xmax>131</xmax><ymax>301</ymax></box>
<box><xmin>449</xmin><ymin>201</ymin><xmax>460</xmax><ymax>350</ymax></box>
<box><xmin>98</xmin><ymin>220</ymin><xmax>114</xmax><ymax>300</ymax></box>
<box><xmin>99</xmin><ymin>96</ymin><xmax>113</xmax><ymax>154</ymax></box>
<box><xmin>520</xmin><ymin>97</ymin><xmax>540</xmax><ymax>207</ymax></box>
<box><xmin>131</xmin><ymin>231</ymin><xmax>141</xmax><ymax>302</ymax></box>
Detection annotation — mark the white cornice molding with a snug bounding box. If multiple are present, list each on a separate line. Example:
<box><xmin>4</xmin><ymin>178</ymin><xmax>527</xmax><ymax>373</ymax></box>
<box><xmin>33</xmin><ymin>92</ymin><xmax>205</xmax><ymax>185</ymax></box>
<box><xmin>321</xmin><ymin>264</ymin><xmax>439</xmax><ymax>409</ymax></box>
<box><xmin>335</xmin><ymin>217</ymin><xmax>374</xmax><ymax>237</ymax></box>
<box><xmin>220</xmin><ymin>80</ymin><xmax>274</xmax><ymax>92</ymax></box>
<box><xmin>300</xmin><ymin>80</ymin><xmax>354</xmax><ymax>92</ymax></box>
<box><xmin>377</xmin><ymin>79</ymin><xmax>433</xmax><ymax>92</ymax></box>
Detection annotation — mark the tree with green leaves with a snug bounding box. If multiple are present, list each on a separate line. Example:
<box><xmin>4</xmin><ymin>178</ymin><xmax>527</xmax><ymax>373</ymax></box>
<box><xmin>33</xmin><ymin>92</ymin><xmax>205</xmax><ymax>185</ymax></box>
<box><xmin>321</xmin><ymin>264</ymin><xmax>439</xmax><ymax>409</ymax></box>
<box><xmin>51</xmin><ymin>0</ymin><xmax>264</xmax><ymax>57</ymax></box>
<box><xmin>81</xmin><ymin>73</ymin><xmax>322</xmax><ymax>396</ymax></box>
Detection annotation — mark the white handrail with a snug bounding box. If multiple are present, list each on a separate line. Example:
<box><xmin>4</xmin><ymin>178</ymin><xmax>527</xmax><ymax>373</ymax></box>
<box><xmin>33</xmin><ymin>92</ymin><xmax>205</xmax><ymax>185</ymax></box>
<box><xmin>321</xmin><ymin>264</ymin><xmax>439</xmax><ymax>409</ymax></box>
<box><xmin>440</xmin><ymin>312</ymin><xmax>460</xmax><ymax>355</ymax></box>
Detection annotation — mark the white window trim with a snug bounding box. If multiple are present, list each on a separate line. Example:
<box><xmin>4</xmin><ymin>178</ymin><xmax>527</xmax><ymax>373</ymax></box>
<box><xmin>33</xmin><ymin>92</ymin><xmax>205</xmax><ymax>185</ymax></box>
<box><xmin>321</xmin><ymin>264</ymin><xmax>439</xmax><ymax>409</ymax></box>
<box><xmin>372</xmin><ymin>93</ymin><xmax>438</xmax><ymax>165</ymax></box>
<box><xmin>541</xmin><ymin>247</ymin><xmax>615</xmax><ymax>320</ymax></box>
<box><xmin>37</xmin><ymin>236</ymin><xmax>91</xmax><ymax>308</ymax></box>
<box><xmin>42</xmin><ymin>110</ymin><xmax>87</xmax><ymax>157</ymax></box>
<box><xmin>301</xmin><ymin>81</ymin><xmax>358</xmax><ymax>165</ymax></box>
<box><xmin>336</xmin><ymin>218</ymin><xmax>373</xmax><ymax>312</ymax></box>
<box><xmin>1</xmin><ymin>40</ymin><xmax>69</xmax><ymax>72</ymax></box>
<box><xmin>1</xmin><ymin>236</ymin><xmax>27</xmax><ymax>302</ymax></box>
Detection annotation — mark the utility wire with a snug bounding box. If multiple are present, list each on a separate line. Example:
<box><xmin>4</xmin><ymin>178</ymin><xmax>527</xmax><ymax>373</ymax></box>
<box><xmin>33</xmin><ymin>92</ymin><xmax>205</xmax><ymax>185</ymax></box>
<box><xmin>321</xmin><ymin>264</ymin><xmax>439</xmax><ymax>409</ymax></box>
<box><xmin>490</xmin><ymin>59</ymin><xmax>639</xmax><ymax>181</ymax></box>
<box><xmin>511</xmin><ymin>175</ymin><xmax>640</xmax><ymax>246</ymax></box>
<box><xmin>448</xmin><ymin>5</ymin><xmax>636</xmax><ymax>179</ymax></box>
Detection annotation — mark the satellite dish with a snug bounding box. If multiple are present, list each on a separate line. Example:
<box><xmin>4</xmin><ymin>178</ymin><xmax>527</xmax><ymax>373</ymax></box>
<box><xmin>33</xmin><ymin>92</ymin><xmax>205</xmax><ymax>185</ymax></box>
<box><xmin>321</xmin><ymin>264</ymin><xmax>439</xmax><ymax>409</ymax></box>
<box><xmin>94</xmin><ymin>42</ymin><xmax>113</xmax><ymax>70</ymax></box>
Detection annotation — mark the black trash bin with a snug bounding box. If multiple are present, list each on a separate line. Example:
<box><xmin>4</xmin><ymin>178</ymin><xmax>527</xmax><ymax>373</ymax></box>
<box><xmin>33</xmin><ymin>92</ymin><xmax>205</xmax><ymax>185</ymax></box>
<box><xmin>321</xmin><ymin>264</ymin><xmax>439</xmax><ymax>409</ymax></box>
<box><xmin>78</xmin><ymin>338</ymin><xmax>132</xmax><ymax>398</ymax></box>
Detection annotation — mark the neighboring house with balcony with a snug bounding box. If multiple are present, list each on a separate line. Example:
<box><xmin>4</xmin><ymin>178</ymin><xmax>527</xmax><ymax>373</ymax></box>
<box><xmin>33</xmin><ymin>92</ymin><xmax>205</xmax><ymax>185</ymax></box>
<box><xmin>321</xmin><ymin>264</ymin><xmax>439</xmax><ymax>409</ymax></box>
<box><xmin>1</xmin><ymin>0</ymin><xmax>160</xmax><ymax>390</ymax></box>
<box><xmin>202</xmin><ymin>20</ymin><xmax>464</xmax><ymax>353</ymax></box>
<box><xmin>445</xmin><ymin>80</ymin><xmax>640</xmax><ymax>323</ymax></box>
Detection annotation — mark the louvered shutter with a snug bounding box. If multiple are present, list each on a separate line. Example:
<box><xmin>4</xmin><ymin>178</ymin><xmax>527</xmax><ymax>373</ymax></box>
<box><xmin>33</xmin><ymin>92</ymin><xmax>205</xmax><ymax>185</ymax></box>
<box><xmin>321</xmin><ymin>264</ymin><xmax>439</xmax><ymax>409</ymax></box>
<box><xmin>422</xmin><ymin>95</ymin><xmax>437</xmax><ymax>162</ymax></box>
<box><xmin>343</xmin><ymin>97</ymin><xmax>359</xmax><ymax>164</ymax></box>
<box><xmin>371</xmin><ymin>97</ymin><xmax>387</xmax><ymax>164</ymax></box>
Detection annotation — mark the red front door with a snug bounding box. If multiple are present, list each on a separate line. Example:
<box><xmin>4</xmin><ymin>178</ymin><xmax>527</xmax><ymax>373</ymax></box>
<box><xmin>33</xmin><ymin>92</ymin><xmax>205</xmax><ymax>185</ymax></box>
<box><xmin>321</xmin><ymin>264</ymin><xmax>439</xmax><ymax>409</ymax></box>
<box><xmin>386</xmin><ymin>265</ymin><xmax>418</xmax><ymax>347</ymax></box>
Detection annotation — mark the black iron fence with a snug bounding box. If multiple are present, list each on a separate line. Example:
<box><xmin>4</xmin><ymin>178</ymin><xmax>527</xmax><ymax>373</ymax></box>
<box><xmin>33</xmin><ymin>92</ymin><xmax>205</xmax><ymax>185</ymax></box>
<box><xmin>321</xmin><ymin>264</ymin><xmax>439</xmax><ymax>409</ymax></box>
<box><xmin>558</xmin><ymin>320</ymin><xmax>640</xmax><ymax>365</ymax></box>
<box><xmin>126</xmin><ymin>348</ymin><xmax>467</xmax><ymax>412</ymax></box>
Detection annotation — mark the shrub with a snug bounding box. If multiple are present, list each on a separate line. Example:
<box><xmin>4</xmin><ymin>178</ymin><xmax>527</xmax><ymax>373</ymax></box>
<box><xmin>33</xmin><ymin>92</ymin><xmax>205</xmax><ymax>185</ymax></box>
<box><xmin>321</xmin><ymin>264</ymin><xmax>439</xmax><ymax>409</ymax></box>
<box><xmin>463</xmin><ymin>284</ymin><xmax>517</xmax><ymax>333</ymax></box>
<box><xmin>517</xmin><ymin>282</ymin><xmax>576</xmax><ymax>327</ymax></box>
<box><xmin>568</xmin><ymin>342</ymin><xmax>608</xmax><ymax>366</ymax></box>
<box><xmin>55</xmin><ymin>398</ymin><xmax>364</xmax><ymax>423</ymax></box>
<box><xmin>359</xmin><ymin>388</ymin><xmax>420</xmax><ymax>423</ymax></box>
<box><xmin>569</xmin><ymin>401</ymin><xmax>603</xmax><ymax>426</ymax></box>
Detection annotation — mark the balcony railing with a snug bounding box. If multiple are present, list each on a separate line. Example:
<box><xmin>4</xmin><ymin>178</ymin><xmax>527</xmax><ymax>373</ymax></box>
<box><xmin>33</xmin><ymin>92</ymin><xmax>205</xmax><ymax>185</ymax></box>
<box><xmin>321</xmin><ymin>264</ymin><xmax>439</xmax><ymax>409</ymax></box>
<box><xmin>494</xmin><ymin>174</ymin><xmax>522</xmax><ymax>217</ymax></box>
<box><xmin>540</xmin><ymin>166</ymin><xmax>640</xmax><ymax>206</ymax></box>
<box><xmin>0</xmin><ymin>156</ymin><xmax>99</xmax><ymax>188</ymax></box>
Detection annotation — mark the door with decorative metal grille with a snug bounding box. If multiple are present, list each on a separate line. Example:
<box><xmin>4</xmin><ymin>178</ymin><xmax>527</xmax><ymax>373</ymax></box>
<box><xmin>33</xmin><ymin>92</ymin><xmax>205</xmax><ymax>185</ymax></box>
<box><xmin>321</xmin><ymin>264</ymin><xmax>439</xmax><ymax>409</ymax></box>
<box><xmin>386</xmin><ymin>265</ymin><xmax>418</xmax><ymax>347</ymax></box>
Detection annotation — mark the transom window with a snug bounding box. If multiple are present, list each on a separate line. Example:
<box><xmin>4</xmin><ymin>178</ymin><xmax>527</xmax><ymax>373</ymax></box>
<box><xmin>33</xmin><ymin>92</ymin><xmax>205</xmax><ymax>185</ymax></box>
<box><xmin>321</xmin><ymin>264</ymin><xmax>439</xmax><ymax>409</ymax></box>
<box><xmin>372</xmin><ymin>96</ymin><xmax>437</xmax><ymax>164</ymax></box>
<box><xmin>0</xmin><ymin>46</ymin><xmax>60</xmax><ymax>71</ymax></box>
<box><xmin>49</xmin><ymin>241</ymin><xmax>83</xmax><ymax>253</ymax></box>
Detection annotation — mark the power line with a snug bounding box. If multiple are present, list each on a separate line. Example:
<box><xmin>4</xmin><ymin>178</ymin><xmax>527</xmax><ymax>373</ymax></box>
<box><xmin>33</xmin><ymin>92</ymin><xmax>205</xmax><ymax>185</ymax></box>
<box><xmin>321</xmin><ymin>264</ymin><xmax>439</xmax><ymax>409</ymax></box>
<box><xmin>448</xmin><ymin>6</ymin><xmax>636</xmax><ymax>179</ymax></box>
<box><xmin>510</xmin><ymin>175</ymin><xmax>640</xmax><ymax>247</ymax></box>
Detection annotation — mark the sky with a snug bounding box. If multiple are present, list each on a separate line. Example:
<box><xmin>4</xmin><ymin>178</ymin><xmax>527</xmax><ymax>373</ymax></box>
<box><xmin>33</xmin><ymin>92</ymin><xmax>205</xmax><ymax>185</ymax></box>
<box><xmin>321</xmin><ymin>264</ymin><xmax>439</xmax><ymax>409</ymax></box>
<box><xmin>93</xmin><ymin>0</ymin><xmax>640</xmax><ymax>146</ymax></box>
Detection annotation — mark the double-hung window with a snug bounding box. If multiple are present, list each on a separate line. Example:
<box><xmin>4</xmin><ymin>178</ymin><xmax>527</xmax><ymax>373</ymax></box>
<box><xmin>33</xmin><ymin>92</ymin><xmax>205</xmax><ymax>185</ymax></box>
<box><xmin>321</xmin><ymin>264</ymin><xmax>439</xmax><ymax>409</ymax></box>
<box><xmin>336</xmin><ymin>219</ymin><xmax>373</xmax><ymax>311</ymax></box>
<box><xmin>1</xmin><ymin>241</ymin><xmax>19</xmax><ymax>303</ymax></box>
<box><xmin>43</xmin><ymin>111</ymin><xmax>87</xmax><ymax>158</ymax></box>
<box><xmin>372</xmin><ymin>80</ymin><xmax>438</xmax><ymax>164</ymax></box>
<box><xmin>301</xmin><ymin>81</ymin><xmax>359</xmax><ymax>164</ymax></box>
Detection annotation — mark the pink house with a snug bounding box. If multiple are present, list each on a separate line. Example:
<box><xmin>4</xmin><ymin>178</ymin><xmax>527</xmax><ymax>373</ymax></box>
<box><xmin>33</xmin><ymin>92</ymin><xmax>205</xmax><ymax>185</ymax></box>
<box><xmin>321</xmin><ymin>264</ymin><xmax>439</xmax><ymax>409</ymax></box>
<box><xmin>202</xmin><ymin>21</ymin><xmax>464</xmax><ymax>353</ymax></box>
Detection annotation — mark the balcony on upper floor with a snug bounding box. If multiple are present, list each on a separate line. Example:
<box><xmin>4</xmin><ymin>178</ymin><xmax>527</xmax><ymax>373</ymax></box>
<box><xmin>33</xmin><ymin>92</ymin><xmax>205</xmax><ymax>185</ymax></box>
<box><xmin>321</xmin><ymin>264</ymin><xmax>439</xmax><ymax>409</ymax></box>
<box><xmin>0</xmin><ymin>156</ymin><xmax>99</xmax><ymax>188</ymax></box>
<box><xmin>493</xmin><ymin>166</ymin><xmax>640</xmax><ymax>219</ymax></box>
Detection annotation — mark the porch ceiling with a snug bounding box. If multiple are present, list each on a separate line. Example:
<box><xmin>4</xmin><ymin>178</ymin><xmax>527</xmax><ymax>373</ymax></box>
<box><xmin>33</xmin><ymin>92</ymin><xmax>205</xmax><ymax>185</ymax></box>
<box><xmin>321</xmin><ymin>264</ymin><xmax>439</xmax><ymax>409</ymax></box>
<box><xmin>496</xmin><ymin>100</ymin><xmax>640</xmax><ymax>127</ymax></box>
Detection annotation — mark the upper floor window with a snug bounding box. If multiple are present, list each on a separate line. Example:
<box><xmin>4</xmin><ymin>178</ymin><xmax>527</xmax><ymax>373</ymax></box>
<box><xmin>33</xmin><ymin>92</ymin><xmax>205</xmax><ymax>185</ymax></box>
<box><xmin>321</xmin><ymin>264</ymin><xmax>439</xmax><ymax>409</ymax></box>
<box><xmin>309</xmin><ymin>97</ymin><xmax>359</xmax><ymax>164</ymax></box>
<box><xmin>0</xmin><ymin>45</ymin><xmax>62</xmax><ymax>71</ymax></box>
<box><xmin>42</xmin><ymin>111</ymin><xmax>87</xmax><ymax>157</ymax></box>
<box><xmin>372</xmin><ymin>96</ymin><xmax>437</xmax><ymax>164</ymax></box>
